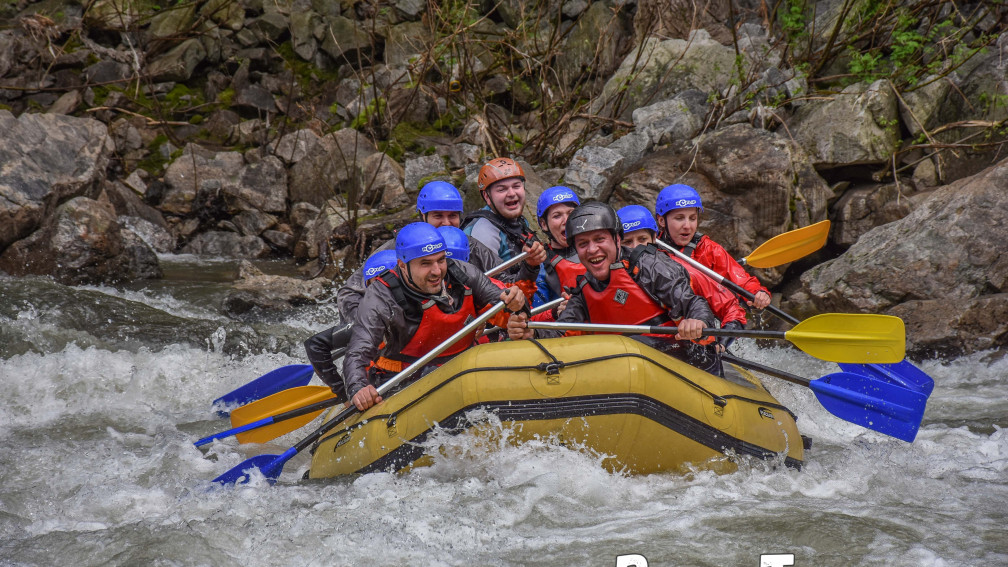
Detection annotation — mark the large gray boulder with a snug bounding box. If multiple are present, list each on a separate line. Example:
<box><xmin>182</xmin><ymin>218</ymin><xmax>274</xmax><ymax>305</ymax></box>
<box><xmin>789</xmin><ymin>158</ymin><xmax>1008</xmax><ymax>355</ymax></box>
<box><xmin>358</xmin><ymin>152</ymin><xmax>408</xmax><ymax>209</ymax></box>
<box><xmin>287</xmin><ymin>128</ymin><xmax>377</xmax><ymax>207</ymax></box>
<box><xmin>555</xmin><ymin>1</ymin><xmax>631</xmax><ymax>86</ymax></box>
<box><xmin>595</xmin><ymin>29</ymin><xmax>748</xmax><ymax>120</ymax></box>
<box><xmin>0</xmin><ymin>111</ymin><xmax>114</xmax><ymax>252</ymax></box>
<box><xmin>0</xmin><ymin>196</ymin><xmax>161</xmax><ymax>284</ymax></box>
<box><xmin>320</xmin><ymin>16</ymin><xmax>372</xmax><ymax>64</ymax></box>
<box><xmin>145</xmin><ymin>38</ymin><xmax>207</xmax><ymax>82</ymax></box>
<box><xmin>222</xmin><ymin>260</ymin><xmax>331</xmax><ymax>315</ymax></box>
<box><xmin>563</xmin><ymin>146</ymin><xmax>626</xmax><ymax>201</ymax></box>
<box><xmin>161</xmin><ymin>144</ymin><xmax>287</xmax><ymax>216</ymax></box>
<box><xmin>181</xmin><ymin>231</ymin><xmax>271</xmax><ymax>258</ymax></box>
<box><xmin>788</xmin><ymin>80</ymin><xmax>900</xmax><ymax>168</ymax></box>
<box><xmin>830</xmin><ymin>182</ymin><xmax>915</xmax><ymax>246</ymax></box>
<box><xmin>631</xmin><ymin>90</ymin><xmax>709</xmax><ymax>147</ymax></box>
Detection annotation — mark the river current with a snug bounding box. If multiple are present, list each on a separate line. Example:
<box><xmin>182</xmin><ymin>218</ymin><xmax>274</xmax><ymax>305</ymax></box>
<box><xmin>1</xmin><ymin>256</ymin><xmax>1005</xmax><ymax>566</ymax></box>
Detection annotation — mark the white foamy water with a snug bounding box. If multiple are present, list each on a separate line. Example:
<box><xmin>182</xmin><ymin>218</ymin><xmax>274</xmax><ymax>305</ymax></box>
<box><xmin>1</xmin><ymin>276</ymin><xmax>1006</xmax><ymax>566</ymax></box>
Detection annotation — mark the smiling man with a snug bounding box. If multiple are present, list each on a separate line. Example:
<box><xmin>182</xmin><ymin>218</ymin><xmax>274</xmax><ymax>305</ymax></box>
<box><xmin>507</xmin><ymin>202</ymin><xmax>723</xmax><ymax>375</ymax></box>
<box><xmin>461</xmin><ymin>157</ymin><xmax>547</xmax><ymax>282</ymax></box>
<box><xmin>343</xmin><ymin>222</ymin><xmax>526</xmax><ymax>410</ymax></box>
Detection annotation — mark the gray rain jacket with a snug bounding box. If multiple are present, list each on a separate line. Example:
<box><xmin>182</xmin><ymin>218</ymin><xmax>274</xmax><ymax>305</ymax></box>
<box><xmin>341</xmin><ymin>259</ymin><xmax>507</xmax><ymax>399</ymax></box>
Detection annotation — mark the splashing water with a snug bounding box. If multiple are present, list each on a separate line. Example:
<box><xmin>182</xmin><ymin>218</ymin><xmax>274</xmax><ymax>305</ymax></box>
<box><xmin>1</xmin><ymin>271</ymin><xmax>1005</xmax><ymax>566</ymax></box>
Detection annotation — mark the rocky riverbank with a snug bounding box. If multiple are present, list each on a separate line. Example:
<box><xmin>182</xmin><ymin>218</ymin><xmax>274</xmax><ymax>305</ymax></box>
<box><xmin>1</xmin><ymin>0</ymin><xmax>1005</xmax><ymax>356</ymax></box>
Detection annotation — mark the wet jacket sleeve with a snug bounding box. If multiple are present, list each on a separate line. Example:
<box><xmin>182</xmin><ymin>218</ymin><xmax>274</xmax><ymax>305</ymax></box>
<box><xmin>335</xmin><ymin>268</ymin><xmax>366</xmax><ymax>322</ymax></box>
<box><xmin>638</xmin><ymin>252</ymin><xmax>718</xmax><ymax>327</ymax></box>
<box><xmin>303</xmin><ymin>322</ymin><xmax>353</xmax><ymax>397</ymax></box>
<box><xmin>467</xmin><ymin>237</ymin><xmax>500</xmax><ymax>274</ymax></box>
<box><xmin>697</xmin><ymin>236</ymin><xmax>770</xmax><ymax>298</ymax></box>
<box><xmin>671</xmin><ymin>257</ymin><xmax>747</xmax><ymax>327</ymax></box>
<box><xmin>341</xmin><ymin>284</ymin><xmax>400</xmax><ymax>399</ymax></box>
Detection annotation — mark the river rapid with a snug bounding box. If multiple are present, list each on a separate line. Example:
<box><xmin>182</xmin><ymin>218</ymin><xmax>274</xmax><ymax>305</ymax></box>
<box><xmin>1</xmin><ymin>256</ymin><xmax>1006</xmax><ymax>567</ymax></box>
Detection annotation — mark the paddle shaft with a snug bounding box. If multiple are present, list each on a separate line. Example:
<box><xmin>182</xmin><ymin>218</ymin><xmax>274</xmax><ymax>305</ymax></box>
<box><xmin>485</xmin><ymin>251</ymin><xmax>529</xmax><ymax>277</ymax></box>
<box><xmin>526</xmin><ymin>320</ymin><xmax>781</xmax><ymax>339</ymax></box>
<box><xmin>484</xmin><ymin>297</ymin><xmax>563</xmax><ymax>334</ymax></box>
<box><xmin>721</xmin><ymin>353</ymin><xmax>809</xmax><ymax>387</ymax></box>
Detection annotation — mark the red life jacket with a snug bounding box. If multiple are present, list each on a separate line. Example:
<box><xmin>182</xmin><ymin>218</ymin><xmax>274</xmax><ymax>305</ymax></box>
<box><xmin>668</xmin><ymin>254</ymin><xmax>747</xmax><ymax>326</ymax></box>
<box><xmin>549</xmin><ymin>253</ymin><xmax>587</xmax><ymax>291</ymax></box>
<box><xmin>372</xmin><ymin>267</ymin><xmax>479</xmax><ymax>371</ymax></box>
<box><xmin>396</xmin><ymin>292</ymin><xmax>477</xmax><ymax>359</ymax></box>
<box><xmin>577</xmin><ymin>259</ymin><xmax>674</xmax><ymax>329</ymax></box>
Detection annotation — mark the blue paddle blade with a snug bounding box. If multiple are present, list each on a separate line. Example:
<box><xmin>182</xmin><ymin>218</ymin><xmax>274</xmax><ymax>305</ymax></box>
<box><xmin>212</xmin><ymin>365</ymin><xmax>315</xmax><ymax>415</ymax></box>
<box><xmin>839</xmin><ymin>360</ymin><xmax>935</xmax><ymax>396</ymax></box>
<box><xmin>213</xmin><ymin>447</ymin><xmax>296</xmax><ymax>486</ymax></box>
<box><xmin>811</xmin><ymin>372</ymin><xmax>927</xmax><ymax>442</ymax></box>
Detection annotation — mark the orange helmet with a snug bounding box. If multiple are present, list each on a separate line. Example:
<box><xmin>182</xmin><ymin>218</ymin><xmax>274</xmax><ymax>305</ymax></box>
<box><xmin>477</xmin><ymin>157</ymin><xmax>525</xmax><ymax>192</ymax></box>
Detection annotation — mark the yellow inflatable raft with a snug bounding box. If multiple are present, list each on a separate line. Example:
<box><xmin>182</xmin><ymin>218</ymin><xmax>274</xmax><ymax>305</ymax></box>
<box><xmin>308</xmin><ymin>335</ymin><xmax>803</xmax><ymax>478</ymax></box>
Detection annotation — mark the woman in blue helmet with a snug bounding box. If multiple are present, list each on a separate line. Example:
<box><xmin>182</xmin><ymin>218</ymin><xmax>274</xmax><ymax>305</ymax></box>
<box><xmin>532</xmin><ymin>186</ymin><xmax>586</xmax><ymax>309</ymax></box>
<box><xmin>617</xmin><ymin>204</ymin><xmax>660</xmax><ymax>249</ymax></box>
<box><xmin>343</xmin><ymin>223</ymin><xmax>527</xmax><ymax>411</ymax></box>
<box><xmin>655</xmin><ymin>184</ymin><xmax>771</xmax><ymax>310</ymax></box>
<box><xmin>618</xmin><ymin>204</ymin><xmax>748</xmax><ymax>353</ymax></box>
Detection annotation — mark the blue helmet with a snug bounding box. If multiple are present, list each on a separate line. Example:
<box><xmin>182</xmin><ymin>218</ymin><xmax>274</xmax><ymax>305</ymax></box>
<box><xmin>416</xmin><ymin>181</ymin><xmax>464</xmax><ymax>214</ymax></box>
<box><xmin>362</xmin><ymin>249</ymin><xmax>397</xmax><ymax>281</ymax></box>
<box><xmin>437</xmin><ymin>226</ymin><xmax>470</xmax><ymax>262</ymax></box>
<box><xmin>617</xmin><ymin>205</ymin><xmax>659</xmax><ymax>235</ymax></box>
<box><xmin>655</xmin><ymin>184</ymin><xmax>704</xmax><ymax>217</ymax></box>
<box><xmin>395</xmin><ymin>222</ymin><xmax>447</xmax><ymax>264</ymax></box>
<box><xmin>536</xmin><ymin>186</ymin><xmax>580</xmax><ymax>219</ymax></box>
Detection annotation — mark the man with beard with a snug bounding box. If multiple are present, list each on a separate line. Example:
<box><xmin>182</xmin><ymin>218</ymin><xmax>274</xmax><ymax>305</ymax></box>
<box><xmin>343</xmin><ymin>222</ymin><xmax>527</xmax><ymax>411</ymax></box>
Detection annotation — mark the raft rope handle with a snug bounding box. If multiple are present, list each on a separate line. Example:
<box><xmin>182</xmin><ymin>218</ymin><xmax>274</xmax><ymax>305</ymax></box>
<box><xmin>528</xmin><ymin>338</ymin><xmax>564</xmax><ymax>375</ymax></box>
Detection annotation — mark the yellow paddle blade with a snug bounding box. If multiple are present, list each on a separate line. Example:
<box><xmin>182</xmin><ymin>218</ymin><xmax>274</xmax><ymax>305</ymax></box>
<box><xmin>786</xmin><ymin>313</ymin><xmax>905</xmax><ymax>364</ymax></box>
<box><xmin>744</xmin><ymin>220</ymin><xmax>830</xmax><ymax>268</ymax></box>
<box><xmin>232</xmin><ymin>386</ymin><xmax>336</xmax><ymax>444</ymax></box>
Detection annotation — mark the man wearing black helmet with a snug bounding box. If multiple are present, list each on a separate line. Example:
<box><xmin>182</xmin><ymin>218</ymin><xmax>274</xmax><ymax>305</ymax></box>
<box><xmin>506</xmin><ymin>202</ymin><xmax>722</xmax><ymax>375</ymax></box>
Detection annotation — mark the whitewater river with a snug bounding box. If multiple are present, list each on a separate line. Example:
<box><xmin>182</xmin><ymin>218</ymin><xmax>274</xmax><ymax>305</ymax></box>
<box><xmin>1</xmin><ymin>256</ymin><xmax>1005</xmax><ymax>566</ymax></box>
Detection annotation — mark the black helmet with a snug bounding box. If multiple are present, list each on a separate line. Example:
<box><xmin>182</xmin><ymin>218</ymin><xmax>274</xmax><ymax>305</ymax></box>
<box><xmin>565</xmin><ymin>201</ymin><xmax>623</xmax><ymax>243</ymax></box>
